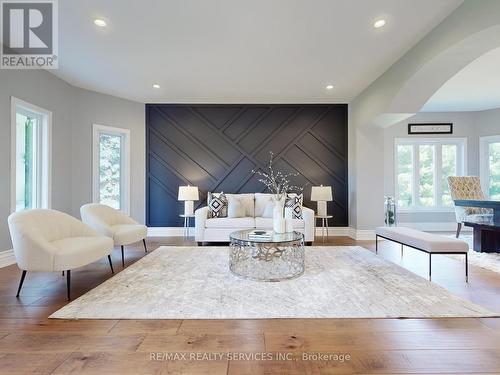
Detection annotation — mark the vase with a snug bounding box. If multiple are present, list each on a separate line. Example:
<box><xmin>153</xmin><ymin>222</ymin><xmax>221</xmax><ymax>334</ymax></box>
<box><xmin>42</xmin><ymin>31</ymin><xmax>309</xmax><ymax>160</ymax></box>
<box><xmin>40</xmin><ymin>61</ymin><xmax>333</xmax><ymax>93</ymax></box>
<box><xmin>384</xmin><ymin>196</ymin><xmax>397</xmax><ymax>227</ymax></box>
<box><xmin>273</xmin><ymin>196</ymin><xmax>286</xmax><ymax>233</ymax></box>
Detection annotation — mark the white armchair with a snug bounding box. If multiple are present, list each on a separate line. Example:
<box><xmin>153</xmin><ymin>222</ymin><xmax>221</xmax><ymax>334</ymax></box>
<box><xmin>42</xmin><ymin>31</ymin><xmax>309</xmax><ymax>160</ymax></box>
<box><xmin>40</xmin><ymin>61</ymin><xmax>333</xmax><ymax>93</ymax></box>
<box><xmin>8</xmin><ymin>209</ymin><xmax>114</xmax><ymax>300</ymax></box>
<box><xmin>80</xmin><ymin>204</ymin><xmax>148</xmax><ymax>268</ymax></box>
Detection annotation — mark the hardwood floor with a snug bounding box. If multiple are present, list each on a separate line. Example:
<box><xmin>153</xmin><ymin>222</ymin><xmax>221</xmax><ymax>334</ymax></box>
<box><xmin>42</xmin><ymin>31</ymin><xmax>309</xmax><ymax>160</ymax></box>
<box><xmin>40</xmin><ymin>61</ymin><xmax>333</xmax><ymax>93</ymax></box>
<box><xmin>0</xmin><ymin>237</ymin><xmax>499</xmax><ymax>374</ymax></box>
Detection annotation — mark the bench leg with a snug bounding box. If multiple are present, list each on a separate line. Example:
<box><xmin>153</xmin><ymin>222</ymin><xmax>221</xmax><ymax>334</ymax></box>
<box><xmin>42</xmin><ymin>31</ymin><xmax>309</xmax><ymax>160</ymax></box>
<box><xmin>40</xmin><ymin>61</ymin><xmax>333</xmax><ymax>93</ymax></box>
<box><xmin>465</xmin><ymin>252</ymin><xmax>468</xmax><ymax>283</ymax></box>
<box><xmin>375</xmin><ymin>235</ymin><xmax>378</xmax><ymax>254</ymax></box>
<box><xmin>429</xmin><ymin>253</ymin><xmax>432</xmax><ymax>281</ymax></box>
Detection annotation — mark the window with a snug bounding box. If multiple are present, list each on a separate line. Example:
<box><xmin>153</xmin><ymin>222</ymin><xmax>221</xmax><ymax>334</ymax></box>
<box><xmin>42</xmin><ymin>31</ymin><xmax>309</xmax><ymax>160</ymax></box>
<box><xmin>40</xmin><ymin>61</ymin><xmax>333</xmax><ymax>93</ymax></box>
<box><xmin>480</xmin><ymin>135</ymin><xmax>500</xmax><ymax>200</ymax></box>
<box><xmin>10</xmin><ymin>97</ymin><xmax>51</xmax><ymax>212</ymax></box>
<box><xmin>92</xmin><ymin>124</ymin><xmax>130</xmax><ymax>213</ymax></box>
<box><xmin>395</xmin><ymin>138</ymin><xmax>466</xmax><ymax>210</ymax></box>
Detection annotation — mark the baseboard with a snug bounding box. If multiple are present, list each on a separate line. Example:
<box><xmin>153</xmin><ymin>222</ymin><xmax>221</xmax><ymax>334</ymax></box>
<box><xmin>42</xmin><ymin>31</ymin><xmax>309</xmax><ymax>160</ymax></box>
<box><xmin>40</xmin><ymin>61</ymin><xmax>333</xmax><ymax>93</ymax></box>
<box><xmin>0</xmin><ymin>249</ymin><xmax>16</xmax><ymax>268</ymax></box>
<box><xmin>349</xmin><ymin>228</ymin><xmax>376</xmax><ymax>241</ymax></box>
<box><xmin>148</xmin><ymin>227</ymin><xmax>191</xmax><ymax>237</ymax></box>
<box><xmin>398</xmin><ymin>222</ymin><xmax>472</xmax><ymax>232</ymax></box>
<box><xmin>315</xmin><ymin>227</ymin><xmax>350</xmax><ymax>236</ymax></box>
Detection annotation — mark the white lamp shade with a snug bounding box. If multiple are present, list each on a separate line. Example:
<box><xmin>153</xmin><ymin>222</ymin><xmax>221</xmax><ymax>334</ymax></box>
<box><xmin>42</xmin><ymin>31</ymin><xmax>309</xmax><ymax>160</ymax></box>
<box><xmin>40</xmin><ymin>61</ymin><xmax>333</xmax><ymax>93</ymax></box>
<box><xmin>178</xmin><ymin>186</ymin><xmax>199</xmax><ymax>201</ymax></box>
<box><xmin>310</xmin><ymin>186</ymin><xmax>332</xmax><ymax>201</ymax></box>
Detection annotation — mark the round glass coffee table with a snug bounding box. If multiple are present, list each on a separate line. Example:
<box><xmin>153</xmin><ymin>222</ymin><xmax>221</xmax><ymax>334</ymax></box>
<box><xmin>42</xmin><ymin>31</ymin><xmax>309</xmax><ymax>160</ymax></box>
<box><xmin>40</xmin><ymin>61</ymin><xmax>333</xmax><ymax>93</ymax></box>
<box><xmin>229</xmin><ymin>230</ymin><xmax>305</xmax><ymax>282</ymax></box>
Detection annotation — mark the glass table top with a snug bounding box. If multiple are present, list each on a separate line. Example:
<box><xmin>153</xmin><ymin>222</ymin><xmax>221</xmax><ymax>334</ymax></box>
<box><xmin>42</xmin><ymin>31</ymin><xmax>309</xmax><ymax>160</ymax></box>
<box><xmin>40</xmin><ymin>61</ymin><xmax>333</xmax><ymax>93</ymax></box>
<box><xmin>230</xmin><ymin>229</ymin><xmax>303</xmax><ymax>243</ymax></box>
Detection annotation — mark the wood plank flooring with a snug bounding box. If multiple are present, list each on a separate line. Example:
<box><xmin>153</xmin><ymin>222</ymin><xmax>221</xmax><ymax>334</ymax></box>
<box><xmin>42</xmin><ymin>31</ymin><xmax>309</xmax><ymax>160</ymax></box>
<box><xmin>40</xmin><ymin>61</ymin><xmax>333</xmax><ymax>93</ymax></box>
<box><xmin>0</xmin><ymin>236</ymin><xmax>499</xmax><ymax>374</ymax></box>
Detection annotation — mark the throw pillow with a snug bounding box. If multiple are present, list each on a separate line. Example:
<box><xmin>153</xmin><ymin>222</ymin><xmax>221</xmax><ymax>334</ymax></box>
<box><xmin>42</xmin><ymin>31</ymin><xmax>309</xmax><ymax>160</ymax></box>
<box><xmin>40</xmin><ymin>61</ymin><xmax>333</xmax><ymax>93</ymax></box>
<box><xmin>227</xmin><ymin>196</ymin><xmax>246</xmax><ymax>218</ymax></box>
<box><xmin>207</xmin><ymin>192</ymin><xmax>228</xmax><ymax>218</ymax></box>
<box><xmin>285</xmin><ymin>193</ymin><xmax>303</xmax><ymax>219</ymax></box>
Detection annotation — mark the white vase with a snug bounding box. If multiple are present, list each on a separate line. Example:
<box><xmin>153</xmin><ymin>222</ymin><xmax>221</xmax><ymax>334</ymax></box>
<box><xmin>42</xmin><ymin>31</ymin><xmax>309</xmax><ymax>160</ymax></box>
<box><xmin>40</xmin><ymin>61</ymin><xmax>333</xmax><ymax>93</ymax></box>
<box><xmin>285</xmin><ymin>218</ymin><xmax>294</xmax><ymax>233</ymax></box>
<box><xmin>273</xmin><ymin>197</ymin><xmax>286</xmax><ymax>234</ymax></box>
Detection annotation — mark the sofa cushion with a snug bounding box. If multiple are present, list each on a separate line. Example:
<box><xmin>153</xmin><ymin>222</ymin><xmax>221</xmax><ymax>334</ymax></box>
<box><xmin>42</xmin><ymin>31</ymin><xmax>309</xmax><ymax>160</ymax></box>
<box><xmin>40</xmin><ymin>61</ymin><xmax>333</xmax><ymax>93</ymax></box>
<box><xmin>255</xmin><ymin>193</ymin><xmax>274</xmax><ymax>217</ymax></box>
<box><xmin>205</xmin><ymin>217</ymin><xmax>255</xmax><ymax>229</ymax></box>
<box><xmin>255</xmin><ymin>217</ymin><xmax>304</xmax><ymax>229</ymax></box>
<box><xmin>225</xmin><ymin>194</ymin><xmax>255</xmax><ymax>217</ymax></box>
<box><xmin>227</xmin><ymin>196</ymin><xmax>246</xmax><ymax>218</ymax></box>
<box><xmin>208</xmin><ymin>192</ymin><xmax>228</xmax><ymax>218</ymax></box>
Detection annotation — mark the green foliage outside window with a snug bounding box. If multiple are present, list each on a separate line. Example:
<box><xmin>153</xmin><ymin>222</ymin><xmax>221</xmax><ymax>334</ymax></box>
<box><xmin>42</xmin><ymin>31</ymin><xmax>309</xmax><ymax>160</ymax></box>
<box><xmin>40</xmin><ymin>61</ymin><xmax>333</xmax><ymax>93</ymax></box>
<box><xmin>99</xmin><ymin>134</ymin><xmax>122</xmax><ymax>209</ymax></box>
<box><xmin>489</xmin><ymin>142</ymin><xmax>500</xmax><ymax>200</ymax></box>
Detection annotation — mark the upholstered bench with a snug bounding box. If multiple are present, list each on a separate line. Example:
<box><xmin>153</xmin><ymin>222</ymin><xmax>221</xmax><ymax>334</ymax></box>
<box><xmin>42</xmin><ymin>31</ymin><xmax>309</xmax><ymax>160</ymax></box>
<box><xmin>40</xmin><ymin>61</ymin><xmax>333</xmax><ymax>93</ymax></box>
<box><xmin>375</xmin><ymin>227</ymin><xmax>469</xmax><ymax>282</ymax></box>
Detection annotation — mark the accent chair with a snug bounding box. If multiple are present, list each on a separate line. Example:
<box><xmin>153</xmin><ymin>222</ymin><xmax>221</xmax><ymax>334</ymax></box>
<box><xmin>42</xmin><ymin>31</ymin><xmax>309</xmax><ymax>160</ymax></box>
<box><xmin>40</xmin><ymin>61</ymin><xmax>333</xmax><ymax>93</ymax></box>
<box><xmin>447</xmin><ymin>176</ymin><xmax>492</xmax><ymax>238</ymax></box>
<box><xmin>8</xmin><ymin>209</ymin><xmax>114</xmax><ymax>300</ymax></box>
<box><xmin>80</xmin><ymin>204</ymin><xmax>148</xmax><ymax>267</ymax></box>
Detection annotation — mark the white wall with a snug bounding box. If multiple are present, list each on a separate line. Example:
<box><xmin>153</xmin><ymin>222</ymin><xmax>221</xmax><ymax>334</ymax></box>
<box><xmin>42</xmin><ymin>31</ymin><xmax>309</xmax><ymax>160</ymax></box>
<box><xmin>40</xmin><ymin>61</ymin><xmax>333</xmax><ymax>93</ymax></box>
<box><xmin>0</xmin><ymin>70</ymin><xmax>145</xmax><ymax>251</ymax></box>
<box><xmin>72</xmin><ymin>89</ymin><xmax>145</xmax><ymax>222</ymax></box>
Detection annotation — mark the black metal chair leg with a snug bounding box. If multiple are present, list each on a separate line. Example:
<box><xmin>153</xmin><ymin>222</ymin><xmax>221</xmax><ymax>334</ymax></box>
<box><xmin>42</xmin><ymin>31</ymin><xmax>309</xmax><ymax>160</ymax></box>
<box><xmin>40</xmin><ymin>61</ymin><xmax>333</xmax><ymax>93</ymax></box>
<box><xmin>456</xmin><ymin>222</ymin><xmax>462</xmax><ymax>238</ymax></box>
<box><xmin>16</xmin><ymin>270</ymin><xmax>27</xmax><ymax>297</ymax></box>
<box><xmin>108</xmin><ymin>255</ymin><xmax>114</xmax><ymax>274</ymax></box>
<box><xmin>429</xmin><ymin>254</ymin><xmax>432</xmax><ymax>281</ymax></box>
<box><xmin>121</xmin><ymin>245</ymin><xmax>125</xmax><ymax>268</ymax></box>
<box><xmin>66</xmin><ymin>270</ymin><xmax>71</xmax><ymax>301</ymax></box>
<box><xmin>143</xmin><ymin>239</ymin><xmax>148</xmax><ymax>253</ymax></box>
<box><xmin>62</xmin><ymin>271</ymin><xmax>64</xmax><ymax>276</ymax></box>
<box><xmin>375</xmin><ymin>235</ymin><xmax>378</xmax><ymax>254</ymax></box>
<box><xmin>465</xmin><ymin>252</ymin><xmax>468</xmax><ymax>283</ymax></box>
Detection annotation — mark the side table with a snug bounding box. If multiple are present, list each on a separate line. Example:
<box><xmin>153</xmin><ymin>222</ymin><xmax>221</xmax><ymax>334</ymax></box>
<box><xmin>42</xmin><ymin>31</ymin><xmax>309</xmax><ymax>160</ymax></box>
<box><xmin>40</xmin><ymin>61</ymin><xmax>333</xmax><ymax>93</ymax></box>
<box><xmin>180</xmin><ymin>214</ymin><xmax>195</xmax><ymax>237</ymax></box>
<box><xmin>315</xmin><ymin>215</ymin><xmax>333</xmax><ymax>243</ymax></box>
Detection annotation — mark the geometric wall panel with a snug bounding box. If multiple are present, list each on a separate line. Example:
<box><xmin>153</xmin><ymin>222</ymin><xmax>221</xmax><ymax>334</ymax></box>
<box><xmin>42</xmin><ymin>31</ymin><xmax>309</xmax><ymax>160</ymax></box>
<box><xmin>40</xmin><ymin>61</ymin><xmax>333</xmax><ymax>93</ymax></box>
<box><xmin>146</xmin><ymin>104</ymin><xmax>348</xmax><ymax>227</ymax></box>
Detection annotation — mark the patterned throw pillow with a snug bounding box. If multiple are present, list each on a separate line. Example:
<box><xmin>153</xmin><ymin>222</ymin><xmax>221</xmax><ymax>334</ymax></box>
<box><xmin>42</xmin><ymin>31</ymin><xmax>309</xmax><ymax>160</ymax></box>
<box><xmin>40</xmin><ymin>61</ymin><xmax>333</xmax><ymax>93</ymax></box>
<box><xmin>285</xmin><ymin>193</ymin><xmax>303</xmax><ymax>219</ymax></box>
<box><xmin>208</xmin><ymin>192</ymin><xmax>228</xmax><ymax>218</ymax></box>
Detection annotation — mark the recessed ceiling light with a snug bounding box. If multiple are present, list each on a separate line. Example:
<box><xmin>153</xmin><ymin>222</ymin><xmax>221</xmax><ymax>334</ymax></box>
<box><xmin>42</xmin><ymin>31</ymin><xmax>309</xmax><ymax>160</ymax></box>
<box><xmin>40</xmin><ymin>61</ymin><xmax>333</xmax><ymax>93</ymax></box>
<box><xmin>94</xmin><ymin>19</ymin><xmax>107</xmax><ymax>27</ymax></box>
<box><xmin>326</xmin><ymin>84</ymin><xmax>334</xmax><ymax>90</ymax></box>
<box><xmin>152</xmin><ymin>84</ymin><xmax>161</xmax><ymax>89</ymax></box>
<box><xmin>373</xmin><ymin>19</ymin><xmax>386</xmax><ymax>28</ymax></box>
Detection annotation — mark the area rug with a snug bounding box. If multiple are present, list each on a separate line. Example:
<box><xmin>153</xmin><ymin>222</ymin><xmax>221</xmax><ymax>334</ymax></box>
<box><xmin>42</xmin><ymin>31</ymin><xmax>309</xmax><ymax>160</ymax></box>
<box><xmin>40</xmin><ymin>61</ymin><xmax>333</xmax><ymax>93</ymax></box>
<box><xmin>444</xmin><ymin>234</ymin><xmax>500</xmax><ymax>274</ymax></box>
<box><xmin>50</xmin><ymin>246</ymin><xmax>497</xmax><ymax>319</ymax></box>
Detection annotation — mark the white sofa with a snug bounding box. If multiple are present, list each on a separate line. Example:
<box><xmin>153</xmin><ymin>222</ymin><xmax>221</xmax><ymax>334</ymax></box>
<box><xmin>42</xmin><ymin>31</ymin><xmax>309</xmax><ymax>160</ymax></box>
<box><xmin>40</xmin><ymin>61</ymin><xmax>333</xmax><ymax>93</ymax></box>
<box><xmin>195</xmin><ymin>193</ymin><xmax>315</xmax><ymax>244</ymax></box>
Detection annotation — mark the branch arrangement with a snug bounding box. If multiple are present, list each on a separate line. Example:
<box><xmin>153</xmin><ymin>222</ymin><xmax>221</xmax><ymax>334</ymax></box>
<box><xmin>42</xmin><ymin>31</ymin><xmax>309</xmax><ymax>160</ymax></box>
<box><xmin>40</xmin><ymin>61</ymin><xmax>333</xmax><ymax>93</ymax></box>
<box><xmin>252</xmin><ymin>151</ymin><xmax>305</xmax><ymax>201</ymax></box>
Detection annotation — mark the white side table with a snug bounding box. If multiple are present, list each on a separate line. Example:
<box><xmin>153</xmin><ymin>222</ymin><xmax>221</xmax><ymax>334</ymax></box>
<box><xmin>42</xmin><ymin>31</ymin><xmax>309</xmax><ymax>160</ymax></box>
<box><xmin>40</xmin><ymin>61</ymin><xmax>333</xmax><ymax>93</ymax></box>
<box><xmin>315</xmin><ymin>215</ymin><xmax>333</xmax><ymax>243</ymax></box>
<box><xmin>180</xmin><ymin>214</ymin><xmax>195</xmax><ymax>237</ymax></box>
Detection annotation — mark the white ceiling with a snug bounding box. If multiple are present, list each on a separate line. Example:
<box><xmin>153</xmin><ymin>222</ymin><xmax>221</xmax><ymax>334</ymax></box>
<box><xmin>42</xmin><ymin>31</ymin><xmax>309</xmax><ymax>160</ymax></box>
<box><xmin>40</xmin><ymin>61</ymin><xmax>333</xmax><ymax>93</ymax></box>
<box><xmin>54</xmin><ymin>0</ymin><xmax>462</xmax><ymax>104</ymax></box>
<box><xmin>422</xmin><ymin>46</ymin><xmax>500</xmax><ymax>112</ymax></box>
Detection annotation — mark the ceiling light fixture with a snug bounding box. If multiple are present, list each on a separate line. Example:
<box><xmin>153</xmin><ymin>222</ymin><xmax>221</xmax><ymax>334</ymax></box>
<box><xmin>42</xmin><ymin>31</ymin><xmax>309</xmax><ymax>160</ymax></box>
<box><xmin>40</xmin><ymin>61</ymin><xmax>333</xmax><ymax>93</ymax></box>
<box><xmin>326</xmin><ymin>84</ymin><xmax>334</xmax><ymax>90</ymax></box>
<box><xmin>152</xmin><ymin>84</ymin><xmax>161</xmax><ymax>89</ymax></box>
<box><xmin>373</xmin><ymin>19</ymin><xmax>386</xmax><ymax>28</ymax></box>
<box><xmin>94</xmin><ymin>19</ymin><xmax>107</xmax><ymax>27</ymax></box>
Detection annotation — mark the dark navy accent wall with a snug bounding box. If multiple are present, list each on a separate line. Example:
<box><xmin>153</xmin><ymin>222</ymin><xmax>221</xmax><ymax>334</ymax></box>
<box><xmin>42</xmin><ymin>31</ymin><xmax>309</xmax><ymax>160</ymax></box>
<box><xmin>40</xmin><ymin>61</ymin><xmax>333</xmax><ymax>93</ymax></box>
<box><xmin>146</xmin><ymin>104</ymin><xmax>348</xmax><ymax>227</ymax></box>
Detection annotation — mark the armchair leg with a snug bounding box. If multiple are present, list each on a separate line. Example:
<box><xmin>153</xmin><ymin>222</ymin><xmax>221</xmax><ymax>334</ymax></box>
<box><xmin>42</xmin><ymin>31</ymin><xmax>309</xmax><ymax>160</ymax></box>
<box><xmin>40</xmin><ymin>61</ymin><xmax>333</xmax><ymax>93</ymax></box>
<box><xmin>66</xmin><ymin>270</ymin><xmax>71</xmax><ymax>301</ymax></box>
<box><xmin>16</xmin><ymin>270</ymin><xmax>27</xmax><ymax>297</ymax></box>
<box><xmin>143</xmin><ymin>239</ymin><xmax>148</xmax><ymax>253</ymax></box>
<box><xmin>121</xmin><ymin>245</ymin><xmax>125</xmax><ymax>268</ymax></box>
<box><xmin>456</xmin><ymin>223</ymin><xmax>462</xmax><ymax>238</ymax></box>
<box><xmin>108</xmin><ymin>255</ymin><xmax>114</xmax><ymax>274</ymax></box>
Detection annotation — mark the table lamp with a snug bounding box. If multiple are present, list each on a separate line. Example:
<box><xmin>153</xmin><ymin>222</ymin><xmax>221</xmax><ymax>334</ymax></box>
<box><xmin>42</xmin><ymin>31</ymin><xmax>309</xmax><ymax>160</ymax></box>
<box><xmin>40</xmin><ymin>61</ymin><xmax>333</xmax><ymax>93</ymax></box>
<box><xmin>311</xmin><ymin>185</ymin><xmax>333</xmax><ymax>216</ymax></box>
<box><xmin>178</xmin><ymin>185</ymin><xmax>199</xmax><ymax>215</ymax></box>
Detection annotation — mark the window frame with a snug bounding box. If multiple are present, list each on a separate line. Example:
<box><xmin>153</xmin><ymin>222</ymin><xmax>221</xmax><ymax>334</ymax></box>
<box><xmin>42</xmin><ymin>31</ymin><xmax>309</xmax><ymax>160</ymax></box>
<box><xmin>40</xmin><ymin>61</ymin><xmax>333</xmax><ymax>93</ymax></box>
<box><xmin>394</xmin><ymin>137</ymin><xmax>467</xmax><ymax>212</ymax></box>
<box><xmin>10</xmin><ymin>97</ymin><xmax>52</xmax><ymax>213</ymax></box>
<box><xmin>479</xmin><ymin>134</ymin><xmax>500</xmax><ymax>199</ymax></box>
<box><xmin>92</xmin><ymin>124</ymin><xmax>131</xmax><ymax>214</ymax></box>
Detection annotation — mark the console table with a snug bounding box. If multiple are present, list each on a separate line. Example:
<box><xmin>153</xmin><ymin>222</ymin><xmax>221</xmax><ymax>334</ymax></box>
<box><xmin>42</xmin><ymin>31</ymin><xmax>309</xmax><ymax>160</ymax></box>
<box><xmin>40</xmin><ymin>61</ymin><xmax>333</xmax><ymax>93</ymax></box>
<box><xmin>454</xmin><ymin>199</ymin><xmax>500</xmax><ymax>253</ymax></box>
